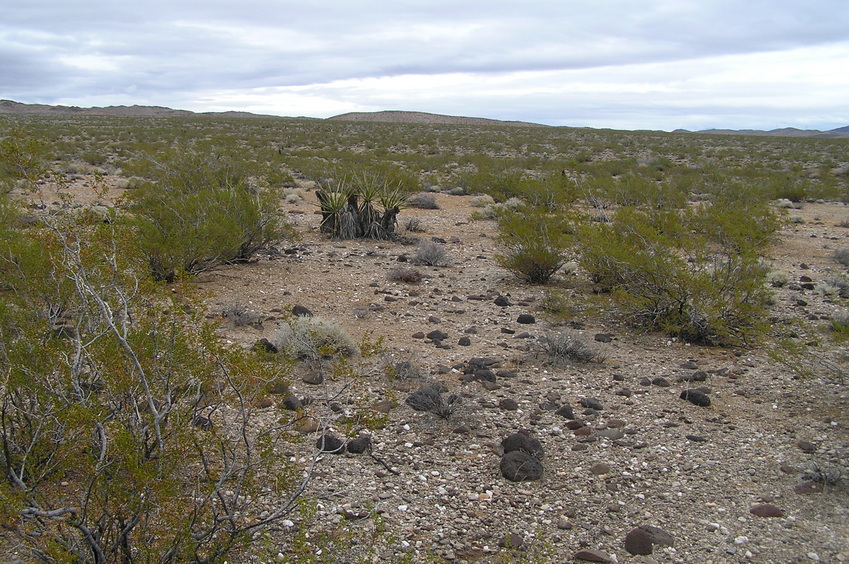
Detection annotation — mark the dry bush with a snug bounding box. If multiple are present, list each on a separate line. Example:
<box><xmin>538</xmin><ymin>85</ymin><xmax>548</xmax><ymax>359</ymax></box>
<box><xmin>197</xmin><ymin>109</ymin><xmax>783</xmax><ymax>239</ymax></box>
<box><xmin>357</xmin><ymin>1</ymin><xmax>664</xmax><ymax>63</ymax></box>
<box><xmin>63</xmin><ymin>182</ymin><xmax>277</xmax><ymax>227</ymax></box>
<box><xmin>222</xmin><ymin>302</ymin><xmax>262</xmax><ymax>326</ymax></box>
<box><xmin>408</xmin><ymin>192</ymin><xmax>439</xmax><ymax>209</ymax></box>
<box><xmin>271</xmin><ymin>316</ymin><xmax>358</xmax><ymax>359</ymax></box>
<box><xmin>387</xmin><ymin>266</ymin><xmax>423</xmax><ymax>284</ymax></box>
<box><xmin>539</xmin><ymin>330</ymin><xmax>606</xmax><ymax>365</ymax></box>
<box><xmin>412</xmin><ymin>240</ymin><xmax>450</xmax><ymax>266</ymax></box>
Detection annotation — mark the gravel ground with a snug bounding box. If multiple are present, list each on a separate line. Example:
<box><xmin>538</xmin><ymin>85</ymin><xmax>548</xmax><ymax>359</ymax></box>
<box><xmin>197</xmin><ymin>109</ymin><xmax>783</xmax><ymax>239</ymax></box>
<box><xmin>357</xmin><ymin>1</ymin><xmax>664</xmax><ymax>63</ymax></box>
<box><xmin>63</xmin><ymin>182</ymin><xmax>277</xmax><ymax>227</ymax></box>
<box><xmin>194</xmin><ymin>188</ymin><xmax>849</xmax><ymax>563</ymax></box>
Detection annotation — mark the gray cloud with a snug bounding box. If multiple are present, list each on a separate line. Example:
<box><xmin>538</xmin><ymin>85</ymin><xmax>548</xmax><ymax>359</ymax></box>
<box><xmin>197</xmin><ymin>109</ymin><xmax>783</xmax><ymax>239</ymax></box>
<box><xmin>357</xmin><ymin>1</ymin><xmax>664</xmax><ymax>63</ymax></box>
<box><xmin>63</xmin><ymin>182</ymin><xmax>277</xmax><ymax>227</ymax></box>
<box><xmin>2</xmin><ymin>0</ymin><xmax>848</xmax><ymax>129</ymax></box>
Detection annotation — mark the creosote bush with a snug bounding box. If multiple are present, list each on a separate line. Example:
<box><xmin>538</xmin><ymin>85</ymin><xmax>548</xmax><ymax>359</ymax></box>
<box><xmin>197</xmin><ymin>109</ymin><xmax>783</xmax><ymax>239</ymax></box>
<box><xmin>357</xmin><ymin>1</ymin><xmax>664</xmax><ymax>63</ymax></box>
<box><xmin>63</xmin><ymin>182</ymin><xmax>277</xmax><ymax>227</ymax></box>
<box><xmin>0</xmin><ymin>203</ymin><xmax>307</xmax><ymax>562</ymax></box>
<box><xmin>496</xmin><ymin>207</ymin><xmax>574</xmax><ymax>284</ymax></box>
<box><xmin>577</xmin><ymin>199</ymin><xmax>779</xmax><ymax>345</ymax></box>
<box><xmin>128</xmin><ymin>150</ymin><xmax>292</xmax><ymax>281</ymax></box>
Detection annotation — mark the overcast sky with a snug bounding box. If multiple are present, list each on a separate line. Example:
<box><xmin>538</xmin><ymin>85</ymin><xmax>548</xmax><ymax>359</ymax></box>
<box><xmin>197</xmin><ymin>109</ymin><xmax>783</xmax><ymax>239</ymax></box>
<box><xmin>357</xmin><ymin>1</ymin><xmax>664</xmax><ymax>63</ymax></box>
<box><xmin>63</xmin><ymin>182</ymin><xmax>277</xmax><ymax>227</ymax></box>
<box><xmin>3</xmin><ymin>1</ymin><xmax>848</xmax><ymax>131</ymax></box>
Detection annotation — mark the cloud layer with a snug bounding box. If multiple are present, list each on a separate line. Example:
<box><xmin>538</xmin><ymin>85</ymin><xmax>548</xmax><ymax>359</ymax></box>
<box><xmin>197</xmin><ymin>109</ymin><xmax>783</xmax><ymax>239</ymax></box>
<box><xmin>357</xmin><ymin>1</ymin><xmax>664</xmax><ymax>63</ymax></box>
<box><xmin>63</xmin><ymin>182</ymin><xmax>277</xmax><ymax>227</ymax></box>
<box><xmin>3</xmin><ymin>0</ymin><xmax>849</xmax><ymax>130</ymax></box>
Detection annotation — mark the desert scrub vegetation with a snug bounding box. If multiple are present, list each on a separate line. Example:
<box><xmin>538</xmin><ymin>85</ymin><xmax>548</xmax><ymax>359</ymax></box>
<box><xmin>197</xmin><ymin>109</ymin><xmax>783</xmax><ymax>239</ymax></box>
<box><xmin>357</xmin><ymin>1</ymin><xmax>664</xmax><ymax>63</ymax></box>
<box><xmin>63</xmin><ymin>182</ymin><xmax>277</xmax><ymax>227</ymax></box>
<box><xmin>315</xmin><ymin>172</ymin><xmax>410</xmax><ymax>240</ymax></box>
<box><xmin>127</xmin><ymin>150</ymin><xmax>293</xmax><ymax>281</ymax></box>
<box><xmin>411</xmin><ymin>239</ymin><xmax>450</xmax><ymax>266</ymax></box>
<box><xmin>0</xmin><ymin>195</ymin><xmax>316</xmax><ymax>562</ymax></box>
<box><xmin>576</xmin><ymin>197</ymin><xmax>780</xmax><ymax>345</ymax></box>
<box><xmin>495</xmin><ymin>206</ymin><xmax>575</xmax><ymax>284</ymax></box>
<box><xmin>538</xmin><ymin>330</ymin><xmax>606</xmax><ymax>365</ymax></box>
<box><xmin>833</xmin><ymin>247</ymin><xmax>849</xmax><ymax>267</ymax></box>
<box><xmin>270</xmin><ymin>316</ymin><xmax>358</xmax><ymax>360</ymax></box>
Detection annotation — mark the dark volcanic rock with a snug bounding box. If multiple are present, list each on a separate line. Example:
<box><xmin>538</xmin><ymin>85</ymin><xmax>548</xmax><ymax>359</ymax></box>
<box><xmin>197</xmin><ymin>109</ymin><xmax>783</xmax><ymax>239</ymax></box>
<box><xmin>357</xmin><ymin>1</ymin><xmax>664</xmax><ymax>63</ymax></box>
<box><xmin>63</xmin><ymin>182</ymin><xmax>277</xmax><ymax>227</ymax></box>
<box><xmin>426</xmin><ymin>329</ymin><xmax>449</xmax><ymax>342</ymax></box>
<box><xmin>499</xmin><ymin>398</ymin><xmax>519</xmax><ymax>411</ymax></box>
<box><xmin>680</xmin><ymin>389</ymin><xmax>711</xmax><ymax>406</ymax></box>
<box><xmin>580</xmin><ymin>397</ymin><xmax>603</xmax><ymax>410</ymax></box>
<box><xmin>346</xmin><ymin>435</ymin><xmax>372</xmax><ymax>454</ymax></box>
<box><xmin>316</xmin><ymin>433</ymin><xmax>345</xmax><ymax>453</ymax></box>
<box><xmin>494</xmin><ymin>295</ymin><xmax>511</xmax><ymax>307</ymax></box>
<box><xmin>282</xmin><ymin>395</ymin><xmax>303</xmax><ymax>411</ymax></box>
<box><xmin>291</xmin><ymin>304</ymin><xmax>313</xmax><ymax>317</ymax></box>
<box><xmin>624</xmin><ymin>525</ymin><xmax>675</xmax><ymax>556</ymax></box>
<box><xmin>572</xmin><ymin>549</ymin><xmax>615</xmax><ymax>563</ymax></box>
<box><xmin>500</xmin><ymin>450</ymin><xmax>543</xmax><ymax>482</ymax></box>
<box><xmin>555</xmin><ymin>405</ymin><xmax>575</xmax><ymax>419</ymax></box>
<box><xmin>501</xmin><ymin>431</ymin><xmax>544</xmax><ymax>458</ymax></box>
<box><xmin>254</xmin><ymin>338</ymin><xmax>278</xmax><ymax>353</ymax></box>
<box><xmin>516</xmin><ymin>313</ymin><xmax>536</xmax><ymax>324</ymax></box>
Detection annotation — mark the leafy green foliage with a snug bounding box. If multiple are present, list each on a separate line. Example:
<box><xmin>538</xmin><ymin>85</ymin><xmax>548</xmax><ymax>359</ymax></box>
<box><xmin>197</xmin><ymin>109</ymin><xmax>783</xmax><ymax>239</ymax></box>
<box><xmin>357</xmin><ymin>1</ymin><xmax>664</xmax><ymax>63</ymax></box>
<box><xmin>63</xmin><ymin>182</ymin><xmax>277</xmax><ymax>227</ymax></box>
<box><xmin>577</xmin><ymin>199</ymin><xmax>779</xmax><ymax>345</ymax></box>
<box><xmin>0</xmin><ymin>200</ymin><xmax>308</xmax><ymax>562</ymax></box>
<box><xmin>0</xmin><ymin>128</ymin><xmax>48</xmax><ymax>191</ymax></box>
<box><xmin>127</xmin><ymin>150</ymin><xmax>293</xmax><ymax>281</ymax></box>
<box><xmin>496</xmin><ymin>206</ymin><xmax>574</xmax><ymax>284</ymax></box>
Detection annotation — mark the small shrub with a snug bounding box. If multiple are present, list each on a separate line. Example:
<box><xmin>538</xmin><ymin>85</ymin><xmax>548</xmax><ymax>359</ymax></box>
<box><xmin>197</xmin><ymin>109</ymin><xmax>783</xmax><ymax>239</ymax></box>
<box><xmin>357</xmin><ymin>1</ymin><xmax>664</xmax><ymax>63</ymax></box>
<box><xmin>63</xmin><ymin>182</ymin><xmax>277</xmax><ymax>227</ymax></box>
<box><xmin>496</xmin><ymin>208</ymin><xmax>573</xmax><ymax>284</ymax></box>
<box><xmin>387</xmin><ymin>266</ymin><xmax>423</xmax><ymax>284</ymax></box>
<box><xmin>470</xmin><ymin>194</ymin><xmax>496</xmax><ymax>208</ymax></box>
<box><xmin>766</xmin><ymin>270</ymin><xmax>790</xmax><ymax>288</ymax></box>
<box><xmin>403</xmin><ymin>216</ymin><xmax>425</xmax><ymax>233</ymax></box>
<box><xmin>831</xmin><ymin>310</ymin><xmax>849</xmax><ymax>340</ymax></box>
<box><xmin>386</xmin><ymin>358</ymin><xmax>424</xmax><ymax>381</ymax></box>
<box><xmin>539</xmin><ymin>330</ymin><xmax>605</xmax><ymax>365</ymax></box>
<box><xmin>405</xmin><ymin>383</ymin><xmax>460</xmax><ymax>419</ymax></box>
<box><xmin>408</xmin><ymin>192</ymin><xmax>439</xmax><ymax>209</ymax></box>
<box><xmin>128</xmin><ymin>151</ymin><xmax>290</xmax><ymax>281</ymax></box>
<box><xmin>222</xmin><ymin>303</ymin><xmax>262</xmax><ymax>327</ymax></box>
<box><xmin>834</xmin><ymin>248</ymin><xmax>849</xmax><ymax>267</ymax></box>
<box><xmin>412</xmin><ymin>240</ymin><xmax>450</xmax><ymax>266</ymax></box>
<box><xmin>271</xmin><ymin>316</ymin><xmax>358</xmax><ymax>359</ymax></box>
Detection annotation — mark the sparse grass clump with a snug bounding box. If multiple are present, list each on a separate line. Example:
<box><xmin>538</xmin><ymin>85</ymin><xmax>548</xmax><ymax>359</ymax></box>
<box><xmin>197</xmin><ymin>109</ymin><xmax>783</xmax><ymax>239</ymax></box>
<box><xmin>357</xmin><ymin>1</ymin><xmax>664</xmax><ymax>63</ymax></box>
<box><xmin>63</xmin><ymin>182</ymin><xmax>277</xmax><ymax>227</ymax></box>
<box><xmin>831</xmin><ymin>310</ymin><xmax>849</xmax><ymax>341</ymax></box>
<box><xmin>470</xmin><ymin>194</ymin><xmax>496</xmax><ymax>208</ymax></box>
<box><xmin>412</xmin><ymin>239</ymin><xmax>450</xmax><ymax>266</ymax></box>
<box><xmin>833</xmin><ymin>248</ymin><xmax>849</xmax><ymax>267</ymax></box>
<box><xmin>387</xmin><ymin>266</ymin><xmax>423</xmax><ymax>284</ymax></box>
<box><xmin>271</xmin><ymin>316</ymin><xmax>358</xmax><ymax>359</ymax></box>
<box><xmin>222</xmin><ymin>302</ymin><xmax>262</xmax><ymax>326</ymax></box>
<box><xmin>539</xmin><ymin>330</ymin><xmax>605</xmax><ymax>364</ymax></box>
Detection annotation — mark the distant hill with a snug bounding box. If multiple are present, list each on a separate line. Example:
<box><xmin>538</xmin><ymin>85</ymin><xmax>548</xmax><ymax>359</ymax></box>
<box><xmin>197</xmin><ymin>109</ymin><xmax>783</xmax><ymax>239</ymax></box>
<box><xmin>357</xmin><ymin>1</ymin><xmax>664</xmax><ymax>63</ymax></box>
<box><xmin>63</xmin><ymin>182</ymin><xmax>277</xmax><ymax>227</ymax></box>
<box><xmin>0</xmin><ymin>99</ymin><xmax>275</xmax><ymax>119</ymax></box>
<box><xmin>693</xmin><ymin>126</ymin><xmax>849</xmax><ymax>139</ymax></box>
<box><xmin>328</xmin><ymin>110</ymin><xmax>547</xmax><ymax>127</ymax></box>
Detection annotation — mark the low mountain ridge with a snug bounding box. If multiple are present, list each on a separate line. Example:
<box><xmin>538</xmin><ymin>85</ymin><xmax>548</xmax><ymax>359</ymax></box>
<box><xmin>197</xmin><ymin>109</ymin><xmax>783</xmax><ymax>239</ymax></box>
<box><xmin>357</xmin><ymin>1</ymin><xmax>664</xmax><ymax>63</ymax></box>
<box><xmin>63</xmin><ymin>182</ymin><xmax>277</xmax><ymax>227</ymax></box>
<box><xmin>328</xmin><ymin>110</ymin><xmax>547</xmax><ymax>128</ymax></box>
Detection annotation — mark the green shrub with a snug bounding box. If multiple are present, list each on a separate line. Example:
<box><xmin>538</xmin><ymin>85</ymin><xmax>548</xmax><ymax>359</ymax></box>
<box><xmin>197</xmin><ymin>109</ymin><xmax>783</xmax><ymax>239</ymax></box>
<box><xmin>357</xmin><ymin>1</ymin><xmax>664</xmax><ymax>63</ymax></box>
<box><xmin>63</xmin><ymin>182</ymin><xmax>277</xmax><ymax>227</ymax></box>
<box><xmin>495</xmin><ymin>207</ymin><xmax>574</xmax><ymax>284</ymax></box>
<box><xmin>0</xmin><ymin>128</ymin><xmax>48</xmax><ymax>190</ymax></box>
<box><xmin>577</xmin><ymin>200</ymin><xmax>778</xmax><ymax>345</ymax></box>
<box><xmin>0</xmin><ymin>209</ymin><xmax>302</xmax><ymax>562</ymax></box>
<box><xmin>128</xmin><ymin>151</ymin><xmax>291</xmax><ymax>281</ymax></box>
